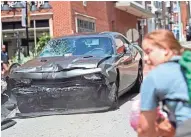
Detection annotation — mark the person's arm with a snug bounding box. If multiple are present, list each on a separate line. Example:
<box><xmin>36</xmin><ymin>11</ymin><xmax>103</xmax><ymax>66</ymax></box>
<box><xmin>2</xmin><ymin>63</ymin><xmax>9</xmax><ymax>76</ymax></box>
<box><xmin>137</xmin><ymin>109</ymin><xmax>158</xmax><ymax>137</ymax></box>
<box><xmin>137</xmin><ymin>74</ymin><xmax>159</xmax><ymax>137</ymax></box>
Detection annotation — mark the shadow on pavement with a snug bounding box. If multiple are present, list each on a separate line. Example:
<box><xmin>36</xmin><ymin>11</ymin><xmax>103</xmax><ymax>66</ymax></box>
<box><xmin>118</xmin><ymin>88</ymin><xmax>139</xmax><ymax>107</ymax></box>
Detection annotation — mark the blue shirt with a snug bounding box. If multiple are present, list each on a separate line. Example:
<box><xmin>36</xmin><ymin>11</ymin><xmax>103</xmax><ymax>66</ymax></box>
<box><xmin>140</xmin><ymin>56</ymin><xmax>191</xmax><ymax>125</ymax></box>
<box><xmin>1</xmin><ymin>51</ymin><xmax>8</xmax><ymax>64</ymax></box>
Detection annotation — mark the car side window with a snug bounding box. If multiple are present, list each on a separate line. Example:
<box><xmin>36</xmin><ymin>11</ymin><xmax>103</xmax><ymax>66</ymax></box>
<box><xmin>114</xmin><ymin>35</ymin><xmax>130</xmax><ymax>54</ymax></box>
<box><xmin>119</xmin><ymin>35</ymin><xmax>138</xmax><ymax>57</ymax></box>
<box><xmin>119</xmin><ymin>35</ymin><xmax>130</xmax><ymax>45</ymax></box>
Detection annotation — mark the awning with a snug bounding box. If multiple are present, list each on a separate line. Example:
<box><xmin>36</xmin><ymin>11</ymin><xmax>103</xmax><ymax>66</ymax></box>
<box><xmin>115</xmin><ymin>2</ymin><xmax>155</xmax><ymax>19</ymax></box>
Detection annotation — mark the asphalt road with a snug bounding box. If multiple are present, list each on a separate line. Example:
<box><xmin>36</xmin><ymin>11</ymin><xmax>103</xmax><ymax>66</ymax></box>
<box><xmin>2</xmin><ymin>91</ymin><xmax>140</xmax><ymax>137</ymax></box>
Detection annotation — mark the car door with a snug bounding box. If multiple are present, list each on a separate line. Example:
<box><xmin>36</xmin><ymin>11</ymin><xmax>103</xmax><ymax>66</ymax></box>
<box><xmin>114</xmin><ymin>35</ymin><xmax>134</xmax><ymax>93</ymax></box>
<box><xmin>127</xmin><ymin>42</ymin><xmax>140</xmax><ymax>82</ymax></box>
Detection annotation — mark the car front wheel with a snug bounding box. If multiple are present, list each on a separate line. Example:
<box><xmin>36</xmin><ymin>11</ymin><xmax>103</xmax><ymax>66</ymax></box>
<box><xmin>134</xmin><ymin>62</ymin><xmax>143</xmax><ymax>93</ymax></box>
<box><xmin>108</xmin><ymin>81</ymin><xmax>119</xmax><ymax>110</ymax></box>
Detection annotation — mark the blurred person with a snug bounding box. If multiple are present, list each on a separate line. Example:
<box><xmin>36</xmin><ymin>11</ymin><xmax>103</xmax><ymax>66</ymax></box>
<box><xmin>1</xmin><ymin>45</ymin><xmax>9</xmax><ymax>64</ymax></box>
<box><xmin>185</xmin><ymin>23</ymin><xmax>191</xmax><ymax>41</ymax></box>
<box><xmin>137</xmin><ymin>29</ymin><xmax>191</xmax><ymax>137</ymax></box>
<box><xmin>1</xmin><ymin>59</ymin><xmax>8</xmax><ymax>95</ymax></box>
<box><xmin>1</xmin><ymin>45</ymin><xmax>9</xmax><ymax>93</ymax></box>
<box><xmin>1</xmin><ymin>60</ymin><xmax>8</xmax><ymax>76</ymax></box>
<box><xmin>1</xmin><ymin>45</ymin><xmax>9</xmax><ymax>76</ymax></box>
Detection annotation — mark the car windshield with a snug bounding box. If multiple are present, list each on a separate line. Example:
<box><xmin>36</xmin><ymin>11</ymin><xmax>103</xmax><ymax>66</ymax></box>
<box><xmin>39</xmin><ymin>36</ymin><xmax>114</xmax><ymax>57</ymax></box>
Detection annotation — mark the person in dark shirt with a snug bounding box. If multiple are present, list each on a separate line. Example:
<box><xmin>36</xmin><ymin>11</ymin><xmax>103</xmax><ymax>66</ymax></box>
<box><xmin>1</xmin><ymin>45</ymin><xmax>9</xmax><ymax>64</ymax></box>
<box><xmin>1</xmin><ymin>45</ymin><xmax>9</xmax><ymax>76</ymax></box>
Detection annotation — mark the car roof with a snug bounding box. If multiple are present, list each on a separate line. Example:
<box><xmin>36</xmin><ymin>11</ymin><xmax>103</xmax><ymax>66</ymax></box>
<box><xmin>51</xmin><ymin>31</ymin><xmax>122</xmax><ymax>40</ymax></box>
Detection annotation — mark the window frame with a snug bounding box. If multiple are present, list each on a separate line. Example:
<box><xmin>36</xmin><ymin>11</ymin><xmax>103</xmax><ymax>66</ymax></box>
<box><xmin>75</xmin><ymin>15</ymin><xmax>96</xmax><ymax>33</ymax></box>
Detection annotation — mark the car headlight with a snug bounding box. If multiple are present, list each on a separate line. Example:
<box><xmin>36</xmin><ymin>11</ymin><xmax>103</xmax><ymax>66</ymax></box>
<box><xmin>84</xmin><ymin>73</ymin><xmax>102</xmax><ymax>80</ymax></box>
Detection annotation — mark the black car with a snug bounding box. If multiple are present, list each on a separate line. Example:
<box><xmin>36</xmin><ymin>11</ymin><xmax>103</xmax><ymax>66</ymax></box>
<box><xmin>9</xmin><ymin>32</ymin><xmax>144</xmax><ymax>115</ymax></box>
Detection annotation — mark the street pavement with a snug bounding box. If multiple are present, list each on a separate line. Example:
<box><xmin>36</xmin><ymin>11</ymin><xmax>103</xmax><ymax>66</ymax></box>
<box><xmin>2</xmin><ymin>91</ymin><xmax>140</xmax><ymax>137</ymax></box>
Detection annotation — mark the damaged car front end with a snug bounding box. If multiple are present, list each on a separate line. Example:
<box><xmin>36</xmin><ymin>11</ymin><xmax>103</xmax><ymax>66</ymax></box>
<box><xmin>8</xmin><ymin>35</ymin><xmax>119</xmax><ymax>115</ymax></box>
<box><xmin>9</xmin><ymin>64</ymin><xmax>118</xmax><ymax>114</ymax></box>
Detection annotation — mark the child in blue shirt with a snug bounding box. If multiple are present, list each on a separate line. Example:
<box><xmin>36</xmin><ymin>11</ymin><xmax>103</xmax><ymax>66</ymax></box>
<box><xmin>137</xmin><ymin>29</ymin><xmax>191</xmax><ymax>137</ymax></box>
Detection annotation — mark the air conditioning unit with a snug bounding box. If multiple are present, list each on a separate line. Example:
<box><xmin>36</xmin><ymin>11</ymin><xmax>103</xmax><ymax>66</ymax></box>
<box><xmin>83</xmin><ymin>1</ymin><xmax>87</xmax><ymax>6</ymax></box>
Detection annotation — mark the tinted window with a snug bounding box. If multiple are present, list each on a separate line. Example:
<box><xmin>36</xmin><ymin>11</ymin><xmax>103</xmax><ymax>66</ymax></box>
<box><xmin>2</xmin><ymin>20</ymin><xmax>49</xmax><ymax>30</ymax></box>
<box><xmin>36</xmin><ymin>20</ymin><xmax>49</xmax><ymax>27</ymax></box>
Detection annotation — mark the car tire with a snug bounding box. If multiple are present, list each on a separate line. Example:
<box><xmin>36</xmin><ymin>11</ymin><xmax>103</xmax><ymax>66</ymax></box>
<box><xmin>109</xmin><ymin>80</ymin><xmax>119</xmax><ymax>110</ymax></box>
<box><xmin>134</xmin><ymin>62</ymin><xmax>143</xmax><ymax>93</ymax></box>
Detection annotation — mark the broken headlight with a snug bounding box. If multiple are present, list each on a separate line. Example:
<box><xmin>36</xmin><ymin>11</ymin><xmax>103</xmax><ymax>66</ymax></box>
<box><xmin>84</xmin><ymin>73</ymin><xmax>103</xmax><ymax>80</ymax></box>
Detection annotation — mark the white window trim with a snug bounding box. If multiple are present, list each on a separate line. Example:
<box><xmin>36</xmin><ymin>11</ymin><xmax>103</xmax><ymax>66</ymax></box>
<box><xmin>1</xmin><ymin>12</ymin><xmax>53</xmax><ymax>18</ymax></box>
<box><xmin>2</xmin><ymin>27</ymin><xmax>49</xmax><ymax>32</ymax></box>
<box><xmin>75</xmin><ymin>12</ymin><xmax>96</xmax><ymax>33</ymax></box>
<box><xmin>131</xmin><ymin>1</ymin><xmax>145</xmax><ymax>9</ymax></box>
<box><xmin>75</xmin><ymin>12</ymin><xmax>96</xmax><ymax>20</ymax></box>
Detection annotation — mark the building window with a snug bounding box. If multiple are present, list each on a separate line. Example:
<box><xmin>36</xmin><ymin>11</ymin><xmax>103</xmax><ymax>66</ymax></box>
<box><xmin>36</xmin><ymin>20</ymin><xmax>49</xmax><ymax>28</ymax></box>
<box><xmin>146</xmin><ymin>4</ymin><xmax>152</xmax><ymax>12</ymax></box>
<box><xmin>2</xmin><ymin>19</ymin><xmax>49</xmax><ymax>30</ymax></box>
<box><xmin>2</xmin><ymin>19</ymin><xmax>50</xmax><ymax>59</ymax></box>
<box><xmin>154</xmin><ymin>1</ymin><xmax>162</xmax><ymax>9</ymax></box>
<box><xmin>77</xmin><ymin>18</ymin><xmax>95</xmax><ymax>33</ymax></box>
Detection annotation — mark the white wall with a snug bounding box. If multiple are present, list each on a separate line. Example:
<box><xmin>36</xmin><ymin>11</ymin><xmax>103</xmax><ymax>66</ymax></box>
<box><xmin>147</xmin><ymin>18</ymin><xmax>155</xmax><ymax>33</ymax></box>
<box><xmin>147</xmin><ymin>1</ymin><xmax>156</xmax><ymax>32</ymax></box>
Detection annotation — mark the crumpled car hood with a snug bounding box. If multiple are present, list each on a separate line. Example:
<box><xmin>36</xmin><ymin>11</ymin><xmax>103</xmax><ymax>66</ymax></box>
<box><xmin>14</xmin><ymin>56</ymin><xmax>111</xmax><ymax>73</ymax></box>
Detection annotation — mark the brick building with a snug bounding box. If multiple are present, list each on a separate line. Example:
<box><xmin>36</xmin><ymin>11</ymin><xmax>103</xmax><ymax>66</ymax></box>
<box><xmin>1</xmin><ymin>1</ymin><xmax>153</xmax><ymax>58</ymax></box>
<box><xmin>180</xmin><ymin>1</ymin><xmax>190</xmax><ymax>39</ymax></box>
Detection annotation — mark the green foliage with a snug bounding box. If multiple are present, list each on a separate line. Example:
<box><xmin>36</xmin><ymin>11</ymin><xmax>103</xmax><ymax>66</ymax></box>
<box><xmin>10</xmin><ymin>33</ymin><xmax>51</xmax><ymax>65</ymax></box>
<box><xmin>11</xmin><ymin>51</ymin><xmax>34</xmax><ymax>65</ymax></box>
<box><xmin>35</xmin><ymin>33</ymin><xmax>51</xmax><ymax>55</ymax></box>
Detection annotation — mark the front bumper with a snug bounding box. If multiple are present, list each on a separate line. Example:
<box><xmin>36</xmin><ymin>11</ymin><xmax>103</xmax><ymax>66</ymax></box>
<box><xmin>9</xmin><ymin>73</ymin><xmax>116</xmax><ymax>115</ymax></box>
